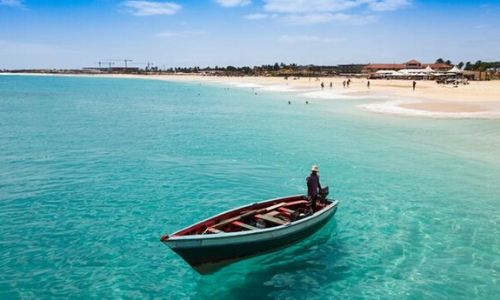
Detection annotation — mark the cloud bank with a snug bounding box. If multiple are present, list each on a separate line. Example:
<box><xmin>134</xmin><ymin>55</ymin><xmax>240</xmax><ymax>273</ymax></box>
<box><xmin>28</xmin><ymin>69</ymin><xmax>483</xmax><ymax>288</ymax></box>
<box><xmin>123</xmin><ymin>1</ymin><xmax>182</xmax><ymax>16</ymax></box>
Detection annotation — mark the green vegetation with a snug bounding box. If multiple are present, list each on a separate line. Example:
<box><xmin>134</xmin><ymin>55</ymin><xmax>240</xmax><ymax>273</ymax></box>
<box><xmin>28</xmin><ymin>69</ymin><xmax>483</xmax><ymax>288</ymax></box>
<box><xmin>436</xmin><ymin>58</ymin><xmax>500</xmax><ymax>72</ymax></box>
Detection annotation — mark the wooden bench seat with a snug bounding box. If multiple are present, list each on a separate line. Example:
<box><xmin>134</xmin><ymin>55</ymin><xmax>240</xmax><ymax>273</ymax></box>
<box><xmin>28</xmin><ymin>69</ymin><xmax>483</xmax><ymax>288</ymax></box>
<box><xmin>232</xmin><ymin>221</ymin><xmax>258</xmax><ymax>230</ymax></box>
<box><xmin>254</xmin><ymin>214</ymin><xmax>287</xmax><ymax>225</ymax></box>
<box><xmin>283</xmin><ymin>200</ymin><xmax>308</xmax><ymax>207</ymax></box>
<box><xmin>211</xmin><ymin>200</ymin><xmax>307</xmax><ymax>229</ymax></box>
<box><xmin>278</xmin><ymin>207</ymin><xmax>295</xmax><ymax>215</ymax></box>
<box><xmin>212</xmin><ymin>209</ymin><xmax>258</xmax><ymax>228</ymax></box>
<box><xmin>266</xmin><ymin>211</ymin><xmax>281</xmax><ymax>217</ymax></box>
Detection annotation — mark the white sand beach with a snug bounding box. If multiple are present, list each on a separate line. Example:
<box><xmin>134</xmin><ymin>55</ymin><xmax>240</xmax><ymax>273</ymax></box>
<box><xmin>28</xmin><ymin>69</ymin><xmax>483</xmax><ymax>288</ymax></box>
<box><xmin>134</xmin><ymin>74</ymin><xmax>500</xmax><ymax>117</ymax></box>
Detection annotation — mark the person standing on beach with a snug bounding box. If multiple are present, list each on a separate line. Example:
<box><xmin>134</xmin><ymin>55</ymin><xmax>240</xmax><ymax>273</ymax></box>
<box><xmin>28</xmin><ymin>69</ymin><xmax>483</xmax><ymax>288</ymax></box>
<box><xmin>306</xmin><ymin>165</ymin><xmax>322</xmax><ymax>211</ymax></box>
<box><xmin>367</xmin><ymin>81</ymin><xmax>370</xmax><ymax>89</ymax></box>
<box><xmin>413</xmin><ymin>81</ymin><xmax>416</xmax><ymax>91</ymax></box>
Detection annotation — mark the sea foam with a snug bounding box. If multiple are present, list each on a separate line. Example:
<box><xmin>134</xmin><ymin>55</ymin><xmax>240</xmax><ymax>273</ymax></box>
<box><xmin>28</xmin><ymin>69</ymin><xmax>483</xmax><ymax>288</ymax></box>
<box><xmin>359</xmin><ymin>99</ymin><xmax>500</xmax><ymax>119</ymax></box>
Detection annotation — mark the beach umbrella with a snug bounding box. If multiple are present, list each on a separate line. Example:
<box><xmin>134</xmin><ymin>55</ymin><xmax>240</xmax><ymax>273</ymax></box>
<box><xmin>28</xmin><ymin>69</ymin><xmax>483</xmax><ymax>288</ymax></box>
<box><xmin>424</xmin><ymin>65</ymin><xmax>434</xmax><ymax>73</ymax></box>
<box><xmin>447</xmin><ymin>66</ymin><xmax>463</xmax><ymax>74</ymax></box>
<box><xmin>376</xmin><ymin>70</ymin><xmax>396</xmax><ymax>74</ymax></box>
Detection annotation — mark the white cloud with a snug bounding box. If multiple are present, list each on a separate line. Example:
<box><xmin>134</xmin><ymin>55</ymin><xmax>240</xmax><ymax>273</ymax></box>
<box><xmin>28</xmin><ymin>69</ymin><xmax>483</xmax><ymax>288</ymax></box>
<box><xmin>0</xmin><ymin>0</ymin><xmax>24</xmax><ymax>8</ymax></box>
<box><xmin>249</xmin><ymin>0</ymin><xmax>407</xmax><ymax>25</ymax></box>
<box><xmin>155</xmin><ymin>32</ymin><xmax>184</xmax><ymax>38</ymax></box>
<box><xmin>155</xmin><ymin>31</ymin><xmax>207</xmax><ymax>38</ymax></box>
<box><xmin>213</xmin><ymin>0</ymin><xmax>251</xmax><ymax>7</ymax></box>
<box><xmin>122</xmin><ymin>1</ymin><xmax>181</xmax><ymax>16</ymax></box>
<box><xmin>280</xmin><ymin>13</ymin><xmax>348</xmax><ymax>24</ymax></box>
<box><xmin>279</xmin><ymin>34</ymin><xmax>344</xmax><ymax>43</ymax></box>
<box><xmin>280</xmin><ymin>13</ymin><xmax>376</xmax><ymax>25</ymax></box>
<box><xmin>369</xmin><ymin>0</ymin><xmax>411</xmax><ymax>11</ymax></box>
<box><xmin>244</xmin><ymin>13</ymin><xmax>268</xmax><ymax>20</ymax></box>
<box><xmin>473</xmin><ymin>24</ymin><xmax>489</xmax><ymax>29</ymax></box>
<box><xmin>263</xmin><ymin>0</ymin><xmax>411</xmax><ymax>13</ymax></box>
<box><xmin>264</xmin><ymin>0</ymin><xmax>359</xmax><ymax>13</ymax></box>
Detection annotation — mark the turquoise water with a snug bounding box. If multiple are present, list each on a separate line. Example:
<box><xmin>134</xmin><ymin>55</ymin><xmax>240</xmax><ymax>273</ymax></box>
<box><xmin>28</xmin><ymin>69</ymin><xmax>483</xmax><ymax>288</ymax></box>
<box><xmin>1</xmin><ymin>75</ymin><xmax>499</xmax><ymax>299</ymax></box>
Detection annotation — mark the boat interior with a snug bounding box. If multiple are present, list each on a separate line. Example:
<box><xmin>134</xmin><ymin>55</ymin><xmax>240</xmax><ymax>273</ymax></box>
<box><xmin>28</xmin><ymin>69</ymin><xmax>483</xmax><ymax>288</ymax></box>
<box><xmin>171</xmin><ymin>187</ymin><xmax>331</xmax><ymax>236</ymax></box>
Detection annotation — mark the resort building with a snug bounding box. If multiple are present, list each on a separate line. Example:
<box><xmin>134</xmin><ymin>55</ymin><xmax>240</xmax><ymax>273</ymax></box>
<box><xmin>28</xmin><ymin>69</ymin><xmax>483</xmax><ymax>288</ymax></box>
<box><xmin>361</xmin><ymin>59</ymin><xmax>453</xmax><ymax>74</ymax></box>
<box><xmin>338</xmin><ymin>64</ymin><xmax>366</xmax><ymax>75</ymax></box>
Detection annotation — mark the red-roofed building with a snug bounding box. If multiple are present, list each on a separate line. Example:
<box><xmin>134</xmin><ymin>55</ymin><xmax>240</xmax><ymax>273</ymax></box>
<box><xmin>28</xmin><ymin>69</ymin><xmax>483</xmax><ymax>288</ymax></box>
<box><xmin>362</xmin><ymin>59</ymin><xmax>453</xmax><ymax>74</ymax></box>
<box><xmin>426</xmin><ymin>63</ymin><xmax>454</xmax><ymax>72</ymax></box>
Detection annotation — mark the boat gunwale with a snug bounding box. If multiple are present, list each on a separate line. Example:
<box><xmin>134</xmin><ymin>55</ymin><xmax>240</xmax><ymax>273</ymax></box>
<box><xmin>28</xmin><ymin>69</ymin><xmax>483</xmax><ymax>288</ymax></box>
<box><xmin>166</xmin><ymin>194</ymin><xmax>305</xmax><ymax>237</ymax></box>
<box><xmin>164</xmin><ymin>198</ymin><xmax>339</xmax><ymax>242</ymax></box>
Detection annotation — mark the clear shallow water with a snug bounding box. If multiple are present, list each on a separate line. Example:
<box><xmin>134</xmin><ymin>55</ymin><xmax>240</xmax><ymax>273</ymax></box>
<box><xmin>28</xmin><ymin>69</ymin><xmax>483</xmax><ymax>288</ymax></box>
<box><xmin>1</xmin><ymin>75</ymin><xmax>500</xmax><ymax>299</ymax></box>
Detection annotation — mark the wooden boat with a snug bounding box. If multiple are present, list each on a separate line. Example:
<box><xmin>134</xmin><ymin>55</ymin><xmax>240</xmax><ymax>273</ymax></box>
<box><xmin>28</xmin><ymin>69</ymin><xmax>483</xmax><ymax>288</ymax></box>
<box><xmin>160</xmin><ymin>187</ymin><xmax>339</xmax><ymax>274</ymax></box>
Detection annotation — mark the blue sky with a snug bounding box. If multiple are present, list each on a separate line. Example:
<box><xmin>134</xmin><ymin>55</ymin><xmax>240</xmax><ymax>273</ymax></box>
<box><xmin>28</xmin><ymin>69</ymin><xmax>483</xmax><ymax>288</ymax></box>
<box><xmin>1</xmin><ymin>0</ymin><xmax>499</xmax><ymax>69</ymax></box>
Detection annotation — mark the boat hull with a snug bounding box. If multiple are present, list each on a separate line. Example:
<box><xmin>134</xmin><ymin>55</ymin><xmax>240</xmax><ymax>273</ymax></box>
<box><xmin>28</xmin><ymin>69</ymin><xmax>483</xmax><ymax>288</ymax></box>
<box><xmin>162</xmin><ymin>197</ymin><xmax>339</xmax><ymax>274</ymax></box>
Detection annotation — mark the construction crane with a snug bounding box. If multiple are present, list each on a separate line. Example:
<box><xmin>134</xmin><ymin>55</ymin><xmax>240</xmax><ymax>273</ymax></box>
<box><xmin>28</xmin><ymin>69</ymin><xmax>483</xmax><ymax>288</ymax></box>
<box><xmin>93</xmin><ymin>62</ymin><xmax>105</xmax><ymax>72</ymax></box>
<box><xmin>102</xmin><ymin>59</ymin><xmax>133</xmax><ymax>73</ymax></box>
<box><xmin>93</xmin><ymin>61</ymin><xmax>104</xmax><ymax>69</ymax></box>
<box><xmin>106</xmin><ymin>62</ymin><xmax>114</xmax><ymax>72</ymax></box>
<box><xmin>124</xmin><ymin>59</ymin><xmax>132</xmax><ymax>69</ymax></box>
<box><xmin>105</xmin><ymin>59</ymin><xmax>132</xmax><ymax>68</ymax></box>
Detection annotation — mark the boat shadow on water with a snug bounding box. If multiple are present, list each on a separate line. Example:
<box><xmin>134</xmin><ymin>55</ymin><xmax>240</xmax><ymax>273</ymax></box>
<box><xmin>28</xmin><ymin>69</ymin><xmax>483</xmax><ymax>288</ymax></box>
<box><xmin>194</xmin><ymin>219</ymin><xmax>349</xmax><ymax>298</ymax></box>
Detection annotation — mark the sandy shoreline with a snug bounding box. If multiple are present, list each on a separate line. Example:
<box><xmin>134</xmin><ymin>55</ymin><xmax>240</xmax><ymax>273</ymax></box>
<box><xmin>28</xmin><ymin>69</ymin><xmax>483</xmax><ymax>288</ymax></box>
<box><xmin>142</xmin><ymin>74</ymin><xmax>500</xmax><ymax>118</ymax></box>
<box><xmin>4</xmin><ymin>73</ymin><xmax>500</xmax><ymax>118</ymax></box>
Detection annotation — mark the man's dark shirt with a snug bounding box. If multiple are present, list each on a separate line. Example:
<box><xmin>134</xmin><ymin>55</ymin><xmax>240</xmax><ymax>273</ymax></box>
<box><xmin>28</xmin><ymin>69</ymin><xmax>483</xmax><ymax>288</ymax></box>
<box><xmin>306</xmin><ymin>173</ymin><xmax>321</xmax><ymax>197</ymax></box>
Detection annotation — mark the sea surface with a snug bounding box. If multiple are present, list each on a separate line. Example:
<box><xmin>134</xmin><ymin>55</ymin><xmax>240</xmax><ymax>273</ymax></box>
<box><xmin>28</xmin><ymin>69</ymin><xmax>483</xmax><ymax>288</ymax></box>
<box><xmin>1</xmin><ymin>74</ymin><xmax>499</xmax><ymax>299</ymax></box>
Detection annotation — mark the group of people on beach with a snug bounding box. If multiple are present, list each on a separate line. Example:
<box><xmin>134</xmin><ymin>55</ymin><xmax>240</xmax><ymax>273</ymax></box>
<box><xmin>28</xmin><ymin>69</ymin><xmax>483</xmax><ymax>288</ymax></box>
<box><xmin>342</xmin><ymin>79</ymin><xmax>351</xmax><ymax>88</ymax></box>
<box><xmin>316</xmin><ymin>78</ymin><xmax>417</xmax><ymax>91</ymax></box>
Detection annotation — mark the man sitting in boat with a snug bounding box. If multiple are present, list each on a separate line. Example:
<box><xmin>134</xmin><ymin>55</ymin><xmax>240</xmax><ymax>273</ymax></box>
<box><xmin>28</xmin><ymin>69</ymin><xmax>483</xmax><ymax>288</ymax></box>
<box><xmin>306</xmin><ymin>165</ymin><xmax>322</xmax><ymax>211</ymax></box>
